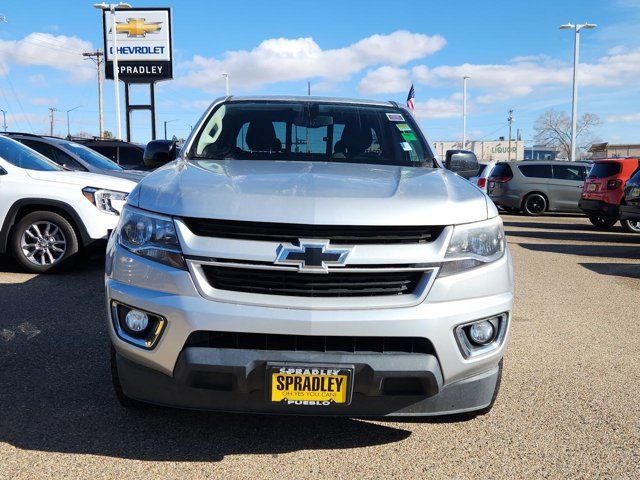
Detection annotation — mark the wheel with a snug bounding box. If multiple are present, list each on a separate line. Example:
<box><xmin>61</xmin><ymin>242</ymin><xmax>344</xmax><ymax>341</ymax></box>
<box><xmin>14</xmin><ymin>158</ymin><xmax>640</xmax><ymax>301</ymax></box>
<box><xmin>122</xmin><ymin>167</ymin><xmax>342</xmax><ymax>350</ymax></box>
<box><xmin>588</xmin><ymin>215</ymin><xmax>617</xmax><ymax>230</ymax></box>
<box><xmin>620</xmin><ymin>219</ymin><xmax>640</xmax><ymax>233</ymax></box>
<box><xmin>110</xmin><ymin>344</ymin><xmax>147</xmax><ymax>409</ymax></box>
<box><xmin>10</xmin><ymin>211</ymin><xmax>79</xmax><ymax>273</ymax></box>
<box><xmin>522</xmin><ymin>193</ymin><xmax>547</xmax><ymax>216</ymax></box>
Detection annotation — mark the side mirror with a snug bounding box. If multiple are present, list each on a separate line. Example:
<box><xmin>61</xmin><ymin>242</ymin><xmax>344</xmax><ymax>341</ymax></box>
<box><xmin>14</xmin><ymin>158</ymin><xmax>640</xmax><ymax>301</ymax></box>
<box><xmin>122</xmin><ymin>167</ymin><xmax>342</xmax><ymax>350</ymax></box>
<box><xmin>144</xmin><ymin>140</ymin><xmax>177</xmax><ymax>169</ymax></box>
<box><xmin>445</xmin><ymin>149</ymin><xmax>479</xmax><ymax>179</ymax></box>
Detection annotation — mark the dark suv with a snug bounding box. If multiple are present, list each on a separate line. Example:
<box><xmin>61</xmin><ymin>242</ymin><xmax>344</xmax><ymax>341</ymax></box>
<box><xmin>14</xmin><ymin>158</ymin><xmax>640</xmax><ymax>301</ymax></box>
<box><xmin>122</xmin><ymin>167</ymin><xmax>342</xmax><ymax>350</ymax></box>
<box><xmin>72</xmin><ymin>138</ymin><xmax>148</xmax><ymax>170</ymax></box>
<box><xmin>619</xmin><ymin>168</ymin><xmax>640</xmax><ymax>231</ymax></box>
<box><xmin>4</xmin><ymin>133</ymin><xmax>145</xmax><ymax>182</ymax></box>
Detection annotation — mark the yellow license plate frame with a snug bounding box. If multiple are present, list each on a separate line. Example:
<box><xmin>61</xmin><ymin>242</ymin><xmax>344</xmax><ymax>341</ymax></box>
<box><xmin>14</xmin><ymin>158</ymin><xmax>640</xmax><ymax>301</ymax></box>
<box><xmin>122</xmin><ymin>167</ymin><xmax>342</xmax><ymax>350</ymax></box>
<box><xmin>268</xmin><ymin>364</ymin><xmax>353</xmax><ymax>405</ymax></box>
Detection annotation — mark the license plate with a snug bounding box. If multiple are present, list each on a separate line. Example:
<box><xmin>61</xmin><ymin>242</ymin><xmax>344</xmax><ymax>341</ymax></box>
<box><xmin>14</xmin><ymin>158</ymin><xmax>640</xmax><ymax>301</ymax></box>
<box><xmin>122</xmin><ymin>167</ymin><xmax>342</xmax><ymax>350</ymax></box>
<box><xmin>268</xmin><ymin>364</ymin><xmax>353</xmax><ymax>405</ymax></box>
<box><xmin>588</xmin><ymin>183</ymin><xmax>597</xmax><ymax>191</ymax></box>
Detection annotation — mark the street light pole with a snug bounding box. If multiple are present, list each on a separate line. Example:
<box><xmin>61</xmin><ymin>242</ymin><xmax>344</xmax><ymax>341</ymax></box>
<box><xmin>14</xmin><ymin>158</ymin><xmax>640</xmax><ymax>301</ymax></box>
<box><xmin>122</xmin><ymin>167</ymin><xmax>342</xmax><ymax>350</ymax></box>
<box><xmin>0</xmin><ymin>109</ymin><xmax>7</xmax><ymax>132</ymax></box>
<box><xmin>560</xmin><ymin>22</ymin><xmax>597</xmax><ymax>161</ymax></box>
<box><xmin>66</xmin><ymin>106</ymin><xmax>82</xmax><ymax>138</ymax></box>
<box><xmin>93</xmin><ymin>2</ymin><xmax>132</xmax><ymax>141</ymax></box>
<box><xmin>222</xmin><ymin>73</ymin><xmax>230</xmax><ymax>96</ymax></box>
<box><xmin>462</xmin><ymin>75</ymin><xmax>470</xmax><ymax>150</ymax></box>
<box><xmin>164</xmin><ymin>119</ymin><xmax>177</xmax><ymax>139</ymax></box>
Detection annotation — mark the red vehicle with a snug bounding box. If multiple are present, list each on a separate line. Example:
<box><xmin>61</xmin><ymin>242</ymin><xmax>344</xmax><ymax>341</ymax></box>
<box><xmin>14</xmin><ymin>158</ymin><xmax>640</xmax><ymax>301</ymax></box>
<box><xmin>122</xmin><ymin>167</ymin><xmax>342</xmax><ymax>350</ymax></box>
<box><xmin>579</xmin><ymin>157</ymin><xmax>640</xmax><ymax>232</ymax></box>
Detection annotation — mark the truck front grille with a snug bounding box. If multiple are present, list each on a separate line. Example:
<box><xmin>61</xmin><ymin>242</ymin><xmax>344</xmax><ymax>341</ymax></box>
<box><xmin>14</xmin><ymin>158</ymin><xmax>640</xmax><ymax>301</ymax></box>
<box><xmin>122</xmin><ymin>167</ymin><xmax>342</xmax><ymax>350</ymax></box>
<box><xmin>182</xmin><ymin>218</ymin><xmax>444</xmax><ymax>245</ymax></box>
<box><xmin>185</xmin><ymin>331</ymin><xmax>435</xmax><ymax>355</ymax></box>
<box><xmin>201</xmin><ymin>265</ymin><xmax>424</xmax><ymax>297</ymax></box>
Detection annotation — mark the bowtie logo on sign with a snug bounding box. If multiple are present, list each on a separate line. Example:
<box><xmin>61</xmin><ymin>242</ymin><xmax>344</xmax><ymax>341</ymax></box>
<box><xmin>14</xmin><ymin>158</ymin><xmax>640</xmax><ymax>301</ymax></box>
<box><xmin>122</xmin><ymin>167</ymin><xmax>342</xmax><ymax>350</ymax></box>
<box><xmin>115</xmin><ymin>18</ymin><xmax>163</xmax><ymax>37</ymax></box>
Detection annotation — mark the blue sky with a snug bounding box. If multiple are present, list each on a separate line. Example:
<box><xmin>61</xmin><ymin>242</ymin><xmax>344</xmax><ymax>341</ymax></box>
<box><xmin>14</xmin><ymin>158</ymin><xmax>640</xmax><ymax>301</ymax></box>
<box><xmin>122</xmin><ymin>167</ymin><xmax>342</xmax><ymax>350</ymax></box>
<box><xmin>0</xmin><ymin>0</ymin><xmax>639</xmax><ymax>144</ymax></box>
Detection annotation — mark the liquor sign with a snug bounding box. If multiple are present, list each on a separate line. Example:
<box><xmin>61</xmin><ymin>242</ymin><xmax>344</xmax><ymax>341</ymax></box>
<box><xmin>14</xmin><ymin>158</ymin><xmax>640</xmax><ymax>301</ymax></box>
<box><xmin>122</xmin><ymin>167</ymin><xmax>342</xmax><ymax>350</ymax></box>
<box><xmin>102</xmin><ymin>7</ymin><xmax>172</xmax><ymax>82</ymax></box>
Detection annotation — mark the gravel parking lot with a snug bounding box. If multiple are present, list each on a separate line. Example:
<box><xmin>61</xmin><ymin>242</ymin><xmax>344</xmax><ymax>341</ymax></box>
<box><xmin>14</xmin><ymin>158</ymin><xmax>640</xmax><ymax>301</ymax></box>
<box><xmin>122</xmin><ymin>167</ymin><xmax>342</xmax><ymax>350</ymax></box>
<box><xmin>0</xmin><ymin>214</ymin><xmax>638</xmax><ymax>479</ymax></box>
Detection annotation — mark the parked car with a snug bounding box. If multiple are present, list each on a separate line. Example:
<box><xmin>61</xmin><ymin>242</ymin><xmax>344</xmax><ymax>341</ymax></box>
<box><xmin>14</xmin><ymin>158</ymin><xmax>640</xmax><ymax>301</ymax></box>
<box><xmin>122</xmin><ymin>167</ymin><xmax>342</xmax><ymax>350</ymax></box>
<box><xmin>487</xmin><ymin>160</ymin><xmax>591</xmax><ymax>215</ymax></box>
<box><xmin>4</xmin><ymin>133</ymin><xmax>146</xmax><ymax>182</ymax></box>
<box><xmin>579</xmin><ymin>157</ymin><xmax>640</xmax><ymax>232</ymax></box>
<box><xmin>469</xmin><ymin>161</ymin><xmax>497</xmax><ymax>193</ymax></box>
<box><xmin>619</xmin><ymin>168</ymin><xmax>640</xmax><ymax>230</ymax></box>
<box><xmin>72</xmin><ymin>137</ymin><xmax>148</xmax><ymax>170</ymax></box>
<box><xmin>0</xmin><ymin>135</ymin><xmax>136</xmax><ymax>272</ymax></box>
<box><xmin>106</xmin><ymin>95</ymin><xmax>513</xmax><ymax>417</ymax></box>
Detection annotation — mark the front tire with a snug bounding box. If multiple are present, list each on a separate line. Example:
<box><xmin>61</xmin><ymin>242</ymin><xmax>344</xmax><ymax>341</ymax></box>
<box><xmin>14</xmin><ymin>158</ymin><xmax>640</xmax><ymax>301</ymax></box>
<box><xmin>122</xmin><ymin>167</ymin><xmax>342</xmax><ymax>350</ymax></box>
<box><xmin>621</xmin><ymin>219</ymin><xmax>640</xmax><ymax>233</ymax></box>
<box><xmin>588</xmin><ymin>215</ymin><xmax>617</xmax><ymax>229</ymax></box>
<box><xmin>10</xmin><ymin>211</ymin><xmax>79</xmax><ymax>273</ymax></box>
<box><xmin>522</xmin><ymin>193</ymin><xmax>547</xmax><ymax>216</ymax></box>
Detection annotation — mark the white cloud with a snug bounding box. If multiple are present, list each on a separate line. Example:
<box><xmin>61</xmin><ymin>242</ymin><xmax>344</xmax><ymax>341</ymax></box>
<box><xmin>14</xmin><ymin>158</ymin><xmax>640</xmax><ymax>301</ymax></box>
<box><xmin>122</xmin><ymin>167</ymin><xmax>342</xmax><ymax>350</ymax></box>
<box><xmin>357</xmin><ymin>66</ymin><xmax>410</xmax><ymax>94</ymax></box>
<box><xmin>27</xmin><ymin>73</ymin><xmax>48</xmax><ymax>88</ymax></box>
<box><xmin>31</xmin><ymin>97</ymin><xmax>57</xmax><ymax>106</ymax></box>
<box><xmin>178</xmin><ymin>30</ymin><xmax>445</xmax><ymax>93</ymax></box>
<box><xmin>413</xmin><ymin>93</ymin><xmax>463</xmax><ymax>120</ymax></box>
<box><xmin>607</xmin><ymin>112</ymin><xmax>640</xmax><ymax>123</ymax></box>
<box><xmin>358</xmin><ymin>47</ymin><xmax>640</xmax><ymax>107</ymax></box>
<box><xmin>0</xmin><ymin>33</ymin><xmax>94</xmax><ymax>82</ymax></box>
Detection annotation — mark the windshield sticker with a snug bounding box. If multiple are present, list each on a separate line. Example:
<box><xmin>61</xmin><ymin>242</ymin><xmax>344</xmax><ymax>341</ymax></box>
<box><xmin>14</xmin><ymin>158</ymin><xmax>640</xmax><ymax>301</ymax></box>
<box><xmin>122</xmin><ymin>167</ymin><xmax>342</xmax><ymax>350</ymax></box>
<box><xmin>386</xmin><ymin>113</ymin><xmax>405</xmax><ymax>122</ymax></box>
<box><xmin>396</xmin><ymin>123</ymin><xmax>412</xmax><ymax>133</ymax></box>
<box><xmin>401</xmin><ymin>131</ymin><xmax>417</xmax><ymax>142</ymax></box>
<box><xmin>400</xmin><ymin>142</ymin><xmax>413</xmax><ymax>152</ymax></box>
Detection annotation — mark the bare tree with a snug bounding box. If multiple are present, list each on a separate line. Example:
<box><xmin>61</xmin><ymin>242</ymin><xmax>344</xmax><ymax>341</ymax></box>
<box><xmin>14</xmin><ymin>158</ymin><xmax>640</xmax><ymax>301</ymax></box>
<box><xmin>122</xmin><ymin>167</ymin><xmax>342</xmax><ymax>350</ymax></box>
<box><xmin>534</xmin><ymin>109</ymin><xmax>600</xmax><ymax>159</ymax></box>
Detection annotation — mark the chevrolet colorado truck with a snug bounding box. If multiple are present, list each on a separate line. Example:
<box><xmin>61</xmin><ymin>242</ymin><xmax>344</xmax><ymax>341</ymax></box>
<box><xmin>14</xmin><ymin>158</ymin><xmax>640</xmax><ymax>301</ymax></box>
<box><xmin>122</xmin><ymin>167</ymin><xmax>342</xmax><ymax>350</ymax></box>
<box><xmin>105</xmin><ymin>96</ymin><xmax>513</xmax><ymax>416</ymax></box>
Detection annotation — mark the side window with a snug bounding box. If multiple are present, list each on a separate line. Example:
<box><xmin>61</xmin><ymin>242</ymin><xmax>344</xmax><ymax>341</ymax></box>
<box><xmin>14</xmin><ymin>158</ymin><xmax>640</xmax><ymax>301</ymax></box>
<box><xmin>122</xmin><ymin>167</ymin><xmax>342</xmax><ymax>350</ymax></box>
<box><xmin>553</xmin><ymin>165</ymin><xmax>584</xmax><ymax>181</ymax></box>
<box><xmin>21</xmin><ymin>140</ymin><xmax>85</xmax><ymax>171</ymax></box>
<box><xmin>118</xmin><ymin>147</ymin><xmax>144</xmax><ymax>168</ymax></box>
<box><xmin>93</xmin><ymin>146</ymin><xmax>118</xmax><ymax>163</ymax></box>
<box><xmin>519</xmin><ymin>164</ymin><xmax>552</xmax><ymax>179</ymax></box>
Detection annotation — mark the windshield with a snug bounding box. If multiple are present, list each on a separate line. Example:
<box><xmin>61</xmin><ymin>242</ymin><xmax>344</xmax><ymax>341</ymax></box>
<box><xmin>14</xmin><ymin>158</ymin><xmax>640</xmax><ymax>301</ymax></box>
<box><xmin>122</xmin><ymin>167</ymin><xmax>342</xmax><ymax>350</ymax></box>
<box><xmin>0</xmin><ymin>136</ymin><xmax>63</xmax><ymax>171</ymax></box>
<box><xmin>190</xmin><ymin>101</ymin><xmax>436</xmax><ymax>168</ymax></box>
<box><xmin>59</xmin><ymin>141</ymin><xmax>123</xmax><ymax>171</ymax></box>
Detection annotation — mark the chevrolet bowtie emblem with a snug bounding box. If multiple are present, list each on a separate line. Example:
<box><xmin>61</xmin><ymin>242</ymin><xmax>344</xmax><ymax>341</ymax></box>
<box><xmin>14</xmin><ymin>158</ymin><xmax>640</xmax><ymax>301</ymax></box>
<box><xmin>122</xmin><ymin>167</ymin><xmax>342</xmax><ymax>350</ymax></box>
<box><xmin>275</xmin><ymin>240</ymin><xmax>353</xmax><ymax>274</ymax></box>
<box><xmin>115</xmin><ymin>18</ymin><xmax>162</xmax><ymax>37</ymax></box>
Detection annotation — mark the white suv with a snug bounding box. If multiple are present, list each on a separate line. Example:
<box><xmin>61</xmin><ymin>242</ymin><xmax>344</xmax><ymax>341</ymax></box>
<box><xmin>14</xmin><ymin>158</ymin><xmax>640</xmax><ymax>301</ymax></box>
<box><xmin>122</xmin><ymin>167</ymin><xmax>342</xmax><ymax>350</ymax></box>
<box><xmin>106</xmin><ymin>96</ymin><xmax>513</xmax><ymax>417</ymax></box>
<box><xmin>0</xmin><ymin>136</ymin><xmax>136</xmax><ymax>272</ymax></box>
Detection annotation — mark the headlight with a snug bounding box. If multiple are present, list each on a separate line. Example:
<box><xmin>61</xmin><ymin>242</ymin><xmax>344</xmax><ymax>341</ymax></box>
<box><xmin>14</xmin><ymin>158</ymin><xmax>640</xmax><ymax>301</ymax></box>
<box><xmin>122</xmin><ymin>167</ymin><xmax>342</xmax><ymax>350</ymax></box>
<box><xmin>117</xmin><ymin>204</ymin><xmax>184</xmax><ymax>269</ymax></box>
<box><xmin>440</xmin><ymin>216</ymin><xmax>505</xmax><ymax>276</ymax></box>
<box><xmin>82</xmin><ymin>187</ymin><xmax>128</xmax><ymax>215</ymax></box>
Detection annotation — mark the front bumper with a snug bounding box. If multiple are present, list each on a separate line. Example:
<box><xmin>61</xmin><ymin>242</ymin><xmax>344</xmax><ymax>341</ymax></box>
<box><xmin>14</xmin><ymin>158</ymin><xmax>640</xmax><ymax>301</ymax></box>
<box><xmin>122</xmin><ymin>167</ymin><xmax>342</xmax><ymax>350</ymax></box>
<box><xmin>579</xmin><ymin>199</ymin><xmax>619</xmax><ymax>217</ymax></box>
<box><xmin>106</xmin><ymin>241</ymin><xmax>513</xmax><ymax>416</ymax></box>
<box><xmin>115</xmin><ymin>347</ymin><xmax>502</xmax><ymax>416</ymax></box>
<box><xmin>619</xmin><ymin>204</ymin><xmax>640</xmax><ymax>220</ymax></box>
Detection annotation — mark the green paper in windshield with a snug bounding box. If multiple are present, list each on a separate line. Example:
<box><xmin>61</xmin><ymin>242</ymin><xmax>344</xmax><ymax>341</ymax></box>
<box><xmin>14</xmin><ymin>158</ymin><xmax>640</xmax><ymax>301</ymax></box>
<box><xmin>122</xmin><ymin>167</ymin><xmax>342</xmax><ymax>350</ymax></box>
<box><xmin>402</xmin><ymin>131</ymin><xmax>417</xmax><ymax>142</ymax></box>
<box><xmin>396</xmin><ymin>123</ymin><xmax>412</xmax><ymax>133</ymax></box>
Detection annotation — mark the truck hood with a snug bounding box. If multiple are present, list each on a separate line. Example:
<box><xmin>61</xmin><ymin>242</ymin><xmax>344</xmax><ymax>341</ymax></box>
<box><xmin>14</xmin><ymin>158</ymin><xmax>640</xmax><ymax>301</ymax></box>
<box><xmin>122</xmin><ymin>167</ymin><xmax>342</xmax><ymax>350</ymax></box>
<box><xmin>133</xmin><ymin>160</ymin><xmax>491</xmax><ymax>226</ymax></box>
<box><xmin>26</xmin><ymin>169</ymin><xmax>137</xmax><ymax>192</ymax></box>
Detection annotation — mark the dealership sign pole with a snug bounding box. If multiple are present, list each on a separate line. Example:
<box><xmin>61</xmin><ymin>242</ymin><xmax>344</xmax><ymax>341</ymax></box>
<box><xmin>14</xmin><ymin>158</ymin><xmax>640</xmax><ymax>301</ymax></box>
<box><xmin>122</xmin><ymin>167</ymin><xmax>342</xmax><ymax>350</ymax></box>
<box><xmin>101</xmin><ymin>6</ymin><xmax>173</xmax><ymax>141</ymax></box>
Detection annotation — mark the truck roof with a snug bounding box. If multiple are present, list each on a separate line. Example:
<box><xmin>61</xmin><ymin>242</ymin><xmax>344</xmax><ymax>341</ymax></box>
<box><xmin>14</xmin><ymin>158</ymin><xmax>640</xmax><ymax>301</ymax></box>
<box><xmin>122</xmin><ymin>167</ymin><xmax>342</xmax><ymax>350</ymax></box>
<box><xmin>223</xmin><ymin>95</ymin><xmax>397</xmax><ymax>108</ymax></box>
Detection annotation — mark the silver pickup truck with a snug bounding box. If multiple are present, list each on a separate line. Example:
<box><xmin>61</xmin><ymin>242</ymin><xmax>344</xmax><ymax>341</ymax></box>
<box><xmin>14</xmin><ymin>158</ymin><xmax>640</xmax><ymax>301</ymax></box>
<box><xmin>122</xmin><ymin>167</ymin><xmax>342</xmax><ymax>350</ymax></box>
<box><xmin>105</xmin><ymin>96</ymin><xmax>513</xmax><ymax>417</ymax></box>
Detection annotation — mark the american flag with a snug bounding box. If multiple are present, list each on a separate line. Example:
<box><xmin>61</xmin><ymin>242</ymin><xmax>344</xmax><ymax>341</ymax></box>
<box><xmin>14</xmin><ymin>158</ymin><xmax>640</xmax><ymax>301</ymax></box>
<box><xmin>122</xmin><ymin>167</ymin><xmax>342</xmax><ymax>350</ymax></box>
<box><xmin>406</xmin><ymin>84</ymin><xmax>415</xmax><ymax>111</ymax></box>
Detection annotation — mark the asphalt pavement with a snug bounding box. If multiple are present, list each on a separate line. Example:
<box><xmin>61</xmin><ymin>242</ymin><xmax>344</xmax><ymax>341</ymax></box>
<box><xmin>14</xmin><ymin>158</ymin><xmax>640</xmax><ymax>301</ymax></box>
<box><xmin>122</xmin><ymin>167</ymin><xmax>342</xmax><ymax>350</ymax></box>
<box><xmin>0</xmin><ymin>214</ymin><xmax>638</xmax><ymax>479</ymax></box>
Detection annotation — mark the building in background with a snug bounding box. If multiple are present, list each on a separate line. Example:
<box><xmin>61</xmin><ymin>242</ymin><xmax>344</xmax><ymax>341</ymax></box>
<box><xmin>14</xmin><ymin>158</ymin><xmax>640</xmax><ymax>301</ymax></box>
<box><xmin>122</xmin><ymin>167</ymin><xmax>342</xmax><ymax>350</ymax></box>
<box><xmin>523</xmin><ymin>145</ymin><xmax>559</xmax><ymax>161</ymax></box>
<box><xmin>588</xmin><ymin>142</ymin><xmax>640</xmax><ymax>159</ymax></box>
<box><xmin>432</xmin><ymin>139</ymin><xmax>524</xmax><ymax>162</ymax></box>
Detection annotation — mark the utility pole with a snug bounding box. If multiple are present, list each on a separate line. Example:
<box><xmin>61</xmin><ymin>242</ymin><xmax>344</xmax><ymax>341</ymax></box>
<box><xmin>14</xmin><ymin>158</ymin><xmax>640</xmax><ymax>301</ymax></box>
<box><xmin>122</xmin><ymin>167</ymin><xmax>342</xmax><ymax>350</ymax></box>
<box><xmin>0</xmin><ymin>109</ymin><xmax>7</xmax><ymax>132</ymax></box>
<box><xmin>307</xmin><ymin>81</ymin><xmax>311</xmax><ymax>96</ymax></box>
<box><xmin>48</xmin><ymin>107</ymin><xmax>59</xmax><ymax>136</ymax></box>
<box><xmin>507</xmin><ymin>109</ymin><xmax>514</xmax><ymax>161</ymax></box>
<box><xmin>83</xmin><ymin>49</ymin><xmax>104</xmax><ymax>137</ymax></box>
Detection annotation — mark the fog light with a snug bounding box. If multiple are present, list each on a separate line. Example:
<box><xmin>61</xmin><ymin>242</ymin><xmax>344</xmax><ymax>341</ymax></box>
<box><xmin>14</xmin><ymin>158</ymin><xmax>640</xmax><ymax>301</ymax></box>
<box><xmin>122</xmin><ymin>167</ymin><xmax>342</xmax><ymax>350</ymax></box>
<box><xmin>469</xmin><ymin>320</ymin><xmax>495</xmax><ymax>345</ymax></box>
<box><xmin>125</xmin><ymin>309</ymin><xmax>149</xmax><ymax>332</ymax></box>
